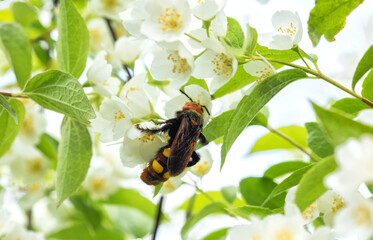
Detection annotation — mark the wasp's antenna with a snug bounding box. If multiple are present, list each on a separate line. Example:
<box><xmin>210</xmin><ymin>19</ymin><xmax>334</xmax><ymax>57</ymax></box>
<box><xmin>179</xmin><ymin>89</ymin><xmax>194</xmax><ymax>102</ymax></box>
<box><xmin>202</xmin><ymin>105</ymin><xmax>210</xmax><ymax>116</ymax></box>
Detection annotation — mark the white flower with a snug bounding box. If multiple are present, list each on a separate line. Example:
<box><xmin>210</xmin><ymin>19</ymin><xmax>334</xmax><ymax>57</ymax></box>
<box><xmin>356</xmin><ymin>109</ymin><xmax>373</xmax><ymax>127</ymax></box>
<box><xmin>91</xmin><ymin>96</ymin><xmax>133</xmax><ymax>143</ymax></box>
<box><xmin>193</xmin><ymin>38</ymin><xmax>238</xmax><ymax>92</ymax></box>
<box><xmin>218</xmin><ymin>90</ymin><xmax>243</xmax><ymax>113</ymax></box>
<box><xmin>87</xmin><ymin>18</ymin><xmax>113</xmax><ymax>52</ymax></box>
<box><xmin>334</xmin><ymin>193</ymin><xmax>373</xmax><ymax>240</ymax></box>
<box><xmin>228</xmin><ymin>221</ymin><xmax>266</xmax><ymax>240</ymax></box>
<box><xmin>0</xmin><ymin>210</ymin><xmax>10</xmax><ymax>236</ymax></box>
<box><xmin>325</xmin><ymin>135</ymin><xmax>373</xmax><ymax>194</ymax></box>
<box><xmin>309</xmin><ymin>227</ymin><xmax>336</xmax><ymax>240</ymax></box>
<box><xmin>165</xmin><ymin>84</ymin><xmax>212</xmax><ymax>125</ymax></box>
<box><xmin>317</xmin><ymin>190</ymin><xmax>345</xmax><ymax>226</ymax></box>
<box><xmin>114</xmin><ymin>36</ymin><xmax>146</xmax><ymax>64</ymax></box>
<box><xmin>140</xmin><ymin>0</ymin><xmax>192</xmax><ymax>42</ymax></box>
<box><xmin>285</xmin><ymin>188</ymin><xmax>319</xmax><ymax>224</ymax></box>
<box><xmin>189</xmin><ymin>0</ymin><xmax>227</xmax><ymax>21</ymax></box>
<box><xmin>189</xmin><ymin>149</ymin><xmax>212</xmax><ymax>177</ymax></box>
<box><xmin>120</xmin><ymin>123</ymin><xmax>165</xmax><ymax>167</ymax></box>
<box><xmin>150</xmin><ymin>42</ymin><xmax>194</xmax><ymax>88</ymax></box>
<box><xmin>243</xmin><ymin>59</ymin><xmax>276</xmax><ymax>83</ymax></box>
<box><xmin>90</xmin><ymin>0</ymin><xmax>134</xmax><ymax>19</ymax></box>
<box><xmin>83</xmin><ymin>157</ymin><xmax>119</xmax><ymax>200</ymax></box>
<box><xmin>87</xmin><ymin>51</ymin><xmax>121</xmax><ymax>98</ymax></box>
<box><xmin>258</xmin><ymin>10</ymin><xmax>303</xmax><ymax>50</ymax></box>
<box><xmin>3</xmin><ymin>222</ymin><xmax>45</xmax><ymax>240</ymax></box>
<box><xmin>160</xmin><ymin>173</ymin><xmax>185</xmax><ymax>195</ymax></box>
<box><xmin>263</xmin><ymin>214</ymin><xmax>309</xmax><ymax>240</ymax></box>
<box><xmin>9</xmin><ymin>143</ymin><xmax>49</xmax><ymax>183</ymax></box>
<box><xmin>119</xmin><ymin>0</ymin><xmax>148</xmax><ymax>38</ymax></box>
<box><xmin>18</xmin><ymin>100</ymin><xmax>46</xmax><ymax>145</ymax></box>
<box><xmin>18</xmin><ymin>182</ymin><xmax>46</xmax><ymax>210</ymax></box>
<box><xmin>120</xmin><ymin>73</ymin><xmax>159</xmax><ymax>119</ymax></box>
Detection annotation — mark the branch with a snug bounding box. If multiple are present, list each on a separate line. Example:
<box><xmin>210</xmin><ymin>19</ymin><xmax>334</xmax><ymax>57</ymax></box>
<box><xmin>152</xmin><ymin>196</ymin><xmax>164</xmax><ymax>240</ymax></box>
<box><xmin>0</xmin><ymin>92</ymin><xmax>28</xmax><ymax>98</ymax></box>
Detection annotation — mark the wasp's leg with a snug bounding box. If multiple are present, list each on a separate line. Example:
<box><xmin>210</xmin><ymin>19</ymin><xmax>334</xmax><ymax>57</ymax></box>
<box><xmin>198</xmin><ymin>133</ymin><xmax>209</xmax><ymax>146</ymax></box>
<box><xmin>150</xmin><ymin>119</ymin><xmax>164</xmax><ymax>125</ymax></box>
<box><xmin>136</xmin><ymin>117</ymin><xmax>179</xmax><ymax>134</ymax></box>
<box><xmin>187</xmin><ymin>151</ymin><xmax>200</xmax><ymax>167</ymax></box>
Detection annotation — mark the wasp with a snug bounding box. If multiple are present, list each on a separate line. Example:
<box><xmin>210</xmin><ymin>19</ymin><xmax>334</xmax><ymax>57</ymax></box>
<box><xmin>138</xmin><ymin>90</ymin><xmax>210</xmax><ymax>185</ymax></box>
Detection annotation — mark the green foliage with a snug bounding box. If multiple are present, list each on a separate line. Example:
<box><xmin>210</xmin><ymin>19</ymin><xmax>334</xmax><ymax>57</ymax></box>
<box><xmin>36</xmin><ymin>133</ymin><xmax>59</xmax><ymax>163</ymax></box>
<box><xmin>239</xmin><ymin>177</ymin><xmax>285</xmax><ymax>209</ymax></box>
<box><xmin>331</xmin><ymin>98</ymin><xmax>371</xmax><ymax>117</ymax></box>
<box><xmin>305</xmin><ymin>122</ymin><xmax>334</xmax><ymax>158</ymax></box>
<box><xmin>313</xmin><ymin>103</ymin><xmax>373</xmax><ymax>145</ymax></box>
<box><xmin>101</xmin><ymin>188</ymin><xmax>157</xmax><ymax>218</ymax></box>
<box><xmin>0</xmin><ymin>95</ymin><xmax>17</xmax><ymax>123</ymax></box>
<box><xmin>56</xmin><ymin>117</ymin><xmax>92</xmax><ymax>206</ymax></box>
<box><xmin>182</xmin><ymin>77</ymin><xmax>209</xmax><ymax>92</ymax></box>
<box><xmin>224</xmin><ymin>17</ymin><xmax>244</xmax><ymax>49</ymax></box>
<box><xmin>353</xmin><ymin>45</ymin><xmax>373</xmax><ymax>90</ymax></box>
<box><xmin>0</xmin><ymin>99</ymin><xmax>24</xmax><ymax>157</ymax></box>
<box><xmin>0</xmin><ymin>22</ymin><xmax>32</xmax><ymax>88</ymax></box>
<box><xmin>230</xmin><ymin>205</ymin><xmax>274</xmax><ymax>220</ymax></box>
<box><xmin>295</xmin><ymin>157</ymin><xmax>337</xmax><ymax>211</ymax></box>
<box><xmin>264</xmin><ymin>161</ymin><xmax>310</xmax><ymax>179</ymax></box>
<box><xmin>308</xmin><ymin>0</ymin><xmax>364</xmax><ymax>47</ymax></box>
<box><xmin>57</xmin><ymin>0</ymin><xmax>89</xmax><ymax>78</ymax></box>
<box><xmin>202</xmin><ymin>228</ymin><xmax>229</xmax><ymax>240</ymax></box>
<box><xmin>244</xmin><ymin>24</ymin><xmax>258</xmax><ymax>56</ymax></box>
<box><xmin>251</xmin><ymin>125</ymin><xmax>308</xmax><ymax>153</ymax></box>
<box><xmin>181</xmin><ymin>202</ymin><xmax>228</xmax><ymax>240</ymax></box>
<box><xmin>11</xmin><ymin>2</ymin><xmax>46</xmax><ymax>38</ymax></box>
<box><xmin>221</xmin><ymin>186</ymin><xmax>238</xmax><ymax>205</ymax></box>
<box><xmin>23</xmin><ymin>70</ymin><xmax>95</xmax><ymax>124</ymax></box>
<box><xmin>221</xmin><ymin>69</ymin><xmax>307</xmax><ymax>169</ymax></box>
<box><xmin>263</xmin><ymin>165</ymin><xmax>313</xmax><ymax>205</ymax></box>
<box><xmin>362</xmin><ymin>69</ymin><xmax>373</xmax><ymax>101</ymax></box>
<box><xmin>212</xmin><ymin>65</ymin><xmax>257</xmax><ymax>98</ymax></box>
<box><xmin>255</xmin><ymin>45</ymin><xmax>300</xmax><ymax>69</ymax></box>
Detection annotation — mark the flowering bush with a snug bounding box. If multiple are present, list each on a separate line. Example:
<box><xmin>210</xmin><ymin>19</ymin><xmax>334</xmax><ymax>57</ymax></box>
<box><xmin>0</xmin><ymin>0</ymin><xmax>373</xmax><ymax>239</ymax></box>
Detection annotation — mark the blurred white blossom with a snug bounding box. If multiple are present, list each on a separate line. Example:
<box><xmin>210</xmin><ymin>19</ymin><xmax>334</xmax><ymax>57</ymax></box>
<box><xmin>189</xmin><ymin>0</ymin><xmax>227</xmax><ymax>21</ymax></box>
<box><xmin>189</xmin><ymin>149</ymin><xmax>213</xmax><ymax>177</ymax></box>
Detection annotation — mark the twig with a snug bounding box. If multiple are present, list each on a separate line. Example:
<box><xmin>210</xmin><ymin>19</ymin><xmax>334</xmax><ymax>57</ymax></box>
<box><xmin>267</xmin><ymin>125</ymin><xmax>318</xmax><ymax>163</ymax></box>
<box><xmin>152</xmin><ymin>196</ymin><xmax>164</xmax><ymax>240</ymax></box>
<box><xmin>249</xmin><ymin>56</ymin><xmax>373</xmax><ymax>109</ymax></box>
<box><xmin>0</xmin><ymin>92</ymin><xmax>28</xmax><ymax>98</ymax></box>
<box><xmin>27</xmin><ymin>209</ymin><xmax>32</xmax><ymax>230</ymax></box>
<box><xmin>104</xmin><ymin>18</ymin><xmax>133</xmax><ymax>80</ymax></box>
<box><xmin>186</xmin><ymin>193</ymin><xmax>196</xmax><ymax>220</ymax></box>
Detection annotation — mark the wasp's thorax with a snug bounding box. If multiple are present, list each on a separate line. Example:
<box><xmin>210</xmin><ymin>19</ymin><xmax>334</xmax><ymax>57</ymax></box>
<box><xmin>182</xmin><ymin>102</ymin><xmax>204</xmax><ymax>119</ymax></box>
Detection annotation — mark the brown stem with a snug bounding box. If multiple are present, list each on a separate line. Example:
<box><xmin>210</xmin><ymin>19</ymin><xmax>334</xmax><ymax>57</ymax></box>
<box><xmin>27</xmin><ymin>209</ymin><xmax>32</xmax><ymax>230</ymax></box>
<box><xmin>152</xmin><ymin>196</ymin><xmax>164</xmax><ymax>240</ymax></box>
<box><xmin>0</xmin><ymin>92</ymin><xmax>28</xmax><ymax>98</ymax></box>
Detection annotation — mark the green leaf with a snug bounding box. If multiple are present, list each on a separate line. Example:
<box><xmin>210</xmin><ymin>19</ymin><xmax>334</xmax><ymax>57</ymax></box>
<box><xmin>202</xmin><ymin>228</ymin><xmax>229</xmax><ymax>240</ymax></box>
<box><xmin>239</xmin><ymin>177</ymin><xmax>285</xmax><ymax>209</ymax></box>
<box><xmin>221</xmin><ymin>186</ymin><xmax>238</xmax><ymax>204</ymax></box>
<box><xmin>182</xmin><ymin>77</ymin><xmax>209</xmax><ymax>92</ymax></box>
<box><xmin>48</xmin><ymin>223</ymin><xmax>93</xmax><ymax>240</ymax></box>
<box><xmin>56</xmin><ymin>117</ymin><xmax>92</xmax><ymax>206</ymax></box>
<box><xmin>0</xmin><ymin>99</ymin><xmax>25</xmax><ymax>157</ymax></box>
<box><xmin>224</xmin><ymin>17</ymin><xmax>244</xmax><ymax>49</ymax></box>
<box><xmin>362</xmin><ymin>69</ymin><xmax>373</xmax><ymax>101</ymax></box>
<box><xmin>221</xmin><ymin>69</ymin><xmax>307</xmax><ymax>169</ymax></box>
<box><xmin>264</xmin><ymin>161</ymin><xmax>310</xmax><ymax>179</ymax></box>
<box><xmin>353</xmin><ymin>45</ymin><xmax>373</xmax><ymax>90</ymax></box>
<box><xmin>212</xmin><ymin>65</ymin><xmax>257</xmax><ymax>98</ymax></box>
<box><xmin>308</xmin><ymin>0</ymin><xmax>364</xmax><ymax>47</ymax></box>
<box><xmin>305</xmin><ymin>122</ymin><xmax>334</xmax><ymax>158</ymax></box>
<box><xmin>23</xmin><ymin>70</ymin><xmax>95</xmax><ymax>124</ymax></box>
<box><xmin>202</xmin><ymin>110</ymin><xmax>234</xmax><ymax>143</ymax></box>
<box><xmin>312</xmin><ymin>103</ymin><xmax>373</xmax><ymax>145</ymax></box>
<box><xmin>69</xmin><ymin>195</ymin><xmax>102</xmax><ymax>229</ymax></box>
<box><xmin>57</xmin><ymin>0</ymin><xmax>89</xmax><ymax>78</ymax></box>
<box><xmin>331</xmin><ymin>98</ymin><xmax>371</xmax><ymax>117</ymax></box>
<box><xmin>244</xmin><ymin>24</ymin><xmax>258</xmax><ymax>55</ymax></box>
<box><xmin>0</xmin><ymin>95</ymin><xmax>17</xmax><ymax>123</ymax></box>
<box><xmin>251</xmin><ymin>125</ymin><xmax>308</xmax><ymax>153</ymax></box>
<box><xmin>36</xmin><ymin>133</ymin><xmax>59</xmax><ymax>162</ymax></box>
<box><xmin>230</xmin><ymin>205</ymin><xmax>274</xmax><ymax>220</ymax></box>
<box><xmin>102</xmin><ymin>188</ymin><xmax>157</xmax><ymax>218</ymax></box>
<box><xmin>263</xmin><ymin>165</ymin><xmax>313</xmax><ymax>205</ymax></box>
<box><xmin>11</xmin><ymin>2</ymin><xmax>37</xmax><ymax>26</ymax></box>
<box><xmin>255</xmin><ymin>45</ymin><xmax>300</xmax><ymax>69</ymax></box>
<box><xmin>295</xmin><ymin>157</ymin><xmax>337</xmax><ymax>211</ymax></box>
<box><xmin>181</xmin><ymin>202</ymin><xmax>228</xmax><ymax>240</ymax></box>
<box><xmin>0</xmin><ymin>22</ymin><xmax>32</xmax><ymax>88</ymax></box>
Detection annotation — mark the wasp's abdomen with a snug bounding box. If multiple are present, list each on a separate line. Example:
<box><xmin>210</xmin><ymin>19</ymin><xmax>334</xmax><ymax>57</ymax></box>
<box><xmin>140</xmin><ymin>147</ymin><xmax>171</xmax><ymax>185</ymax></box>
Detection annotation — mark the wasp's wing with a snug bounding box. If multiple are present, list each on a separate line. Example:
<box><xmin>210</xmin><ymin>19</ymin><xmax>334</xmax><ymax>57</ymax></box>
<box><xmin>167</xmin><ymin>115</ymin><xmax>202</xmax><ymax>176</ymax></box>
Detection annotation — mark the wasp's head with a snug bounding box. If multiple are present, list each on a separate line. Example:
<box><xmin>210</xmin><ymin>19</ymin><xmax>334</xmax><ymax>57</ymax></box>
<box><xmin>183</xmin><ymin>102</ymin><xmax>204</xmax><ymax>117</ymax></box>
